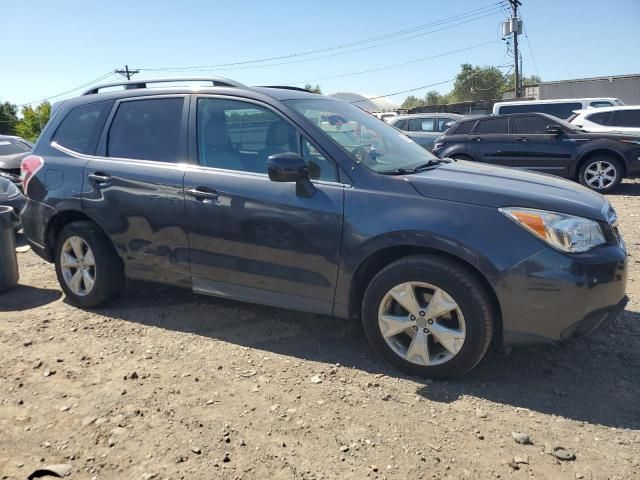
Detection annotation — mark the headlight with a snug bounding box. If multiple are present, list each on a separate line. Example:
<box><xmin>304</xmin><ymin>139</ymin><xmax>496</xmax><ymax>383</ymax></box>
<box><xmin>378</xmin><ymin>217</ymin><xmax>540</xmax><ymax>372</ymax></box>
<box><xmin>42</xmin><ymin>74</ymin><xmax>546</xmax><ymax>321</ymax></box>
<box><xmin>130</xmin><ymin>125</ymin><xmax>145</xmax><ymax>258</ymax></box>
<box><xmin>499</xmin><ymin>207</ymin><xmax>606</xmax><ymax>253</ymax></box>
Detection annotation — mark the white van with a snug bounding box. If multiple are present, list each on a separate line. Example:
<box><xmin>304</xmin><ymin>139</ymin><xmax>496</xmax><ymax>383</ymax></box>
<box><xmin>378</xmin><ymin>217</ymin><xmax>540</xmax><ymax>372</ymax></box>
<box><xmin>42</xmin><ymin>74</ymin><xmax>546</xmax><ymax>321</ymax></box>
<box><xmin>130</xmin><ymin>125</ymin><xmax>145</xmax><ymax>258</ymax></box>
<box><xmin>492</xmin><ymin>98</ymin><xmax>625</xmax><ymax>119</ymax></box>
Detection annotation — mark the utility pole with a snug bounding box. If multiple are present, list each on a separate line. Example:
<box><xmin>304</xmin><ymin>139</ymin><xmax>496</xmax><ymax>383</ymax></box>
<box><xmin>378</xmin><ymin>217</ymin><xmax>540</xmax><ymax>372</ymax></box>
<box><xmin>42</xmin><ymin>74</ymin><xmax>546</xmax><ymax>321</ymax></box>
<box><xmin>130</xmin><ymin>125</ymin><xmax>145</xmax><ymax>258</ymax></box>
<box><xmin>509</xmin><ymin>0</ymin><xmax>522</xmax><ymax>97</ymax></box>
<box><xmin>115</xmin><ymin>65</ymin><xmax>139</xmax><ymax>80</ymax></box>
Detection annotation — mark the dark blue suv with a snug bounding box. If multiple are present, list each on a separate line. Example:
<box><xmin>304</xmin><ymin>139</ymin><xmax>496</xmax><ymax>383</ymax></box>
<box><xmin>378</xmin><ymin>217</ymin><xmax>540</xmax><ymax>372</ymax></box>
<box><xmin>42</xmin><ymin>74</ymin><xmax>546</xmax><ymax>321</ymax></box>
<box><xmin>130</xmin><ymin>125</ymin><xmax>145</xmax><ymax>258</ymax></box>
<box><xmin>20</xmin><ymin>78</ymin><xmax>628</xmax><ymax>378</ymax></box>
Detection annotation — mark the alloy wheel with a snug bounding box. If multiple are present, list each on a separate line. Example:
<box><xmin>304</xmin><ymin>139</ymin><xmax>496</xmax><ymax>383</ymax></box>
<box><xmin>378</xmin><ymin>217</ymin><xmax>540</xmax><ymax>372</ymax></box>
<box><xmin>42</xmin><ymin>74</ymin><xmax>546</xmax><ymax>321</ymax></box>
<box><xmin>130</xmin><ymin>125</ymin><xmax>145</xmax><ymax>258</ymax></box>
<box><xmin>377</xmin><ymin>282</ymin><xmax>466</xmax><ymax>366</ymax></box>
<box><xmin>60</xmin><ymin>236</ymin><xmax>96</xmax><ymax>296</ymax></box>
<box><xmin>584</xmin><ymin>160</ymin><xmax>617</xmax><ymax>190</ymax></box>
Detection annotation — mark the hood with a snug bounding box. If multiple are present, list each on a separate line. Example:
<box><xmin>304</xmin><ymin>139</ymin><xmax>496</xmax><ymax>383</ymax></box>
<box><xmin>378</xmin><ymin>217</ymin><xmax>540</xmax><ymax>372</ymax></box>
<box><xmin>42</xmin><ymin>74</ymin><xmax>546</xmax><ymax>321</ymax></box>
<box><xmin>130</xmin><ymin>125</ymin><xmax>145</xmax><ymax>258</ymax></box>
<box><xmin>572</xmin><ymin>131</ymin><xmax>640</xmax><ymax>142</ymax></box>
<box><xmin>0</xmin><ymin>151</ymin><xmax>30</xmax><ymax>169</ymax></box>
<box><xmin>407</xmin><ymin>160</ymin><xmax>607</xmax><ymax>221</ymax></box>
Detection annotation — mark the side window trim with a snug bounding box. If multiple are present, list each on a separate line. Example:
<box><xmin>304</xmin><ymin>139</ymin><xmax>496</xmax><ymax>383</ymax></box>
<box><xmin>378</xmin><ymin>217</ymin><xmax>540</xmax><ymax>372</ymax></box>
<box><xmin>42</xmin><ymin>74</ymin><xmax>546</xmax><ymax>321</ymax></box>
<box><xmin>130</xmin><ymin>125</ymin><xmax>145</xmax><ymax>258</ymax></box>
<box><xmin>95</xmin><ymin>94</ymin><xmax>189</xmax><ymax>162</ymax></box>
<box><xmin>189</xmin><ymin>94</ymin><xmax>341</xmax><ymax>182</ymax></box>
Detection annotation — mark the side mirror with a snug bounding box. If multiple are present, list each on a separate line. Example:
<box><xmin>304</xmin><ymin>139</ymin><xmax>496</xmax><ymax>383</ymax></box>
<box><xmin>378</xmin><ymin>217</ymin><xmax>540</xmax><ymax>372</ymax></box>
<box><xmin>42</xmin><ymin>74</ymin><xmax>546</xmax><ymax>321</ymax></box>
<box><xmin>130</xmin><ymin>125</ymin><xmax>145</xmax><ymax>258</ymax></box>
<box><xmin>267</xmin><ymin>152</ymin><xmax>315</xmax><ymax>197</ymax></box>
<box><xmin>546</xmin><ymin>124</ymin><xmax>563</xmax><ymax>135</ymax></box>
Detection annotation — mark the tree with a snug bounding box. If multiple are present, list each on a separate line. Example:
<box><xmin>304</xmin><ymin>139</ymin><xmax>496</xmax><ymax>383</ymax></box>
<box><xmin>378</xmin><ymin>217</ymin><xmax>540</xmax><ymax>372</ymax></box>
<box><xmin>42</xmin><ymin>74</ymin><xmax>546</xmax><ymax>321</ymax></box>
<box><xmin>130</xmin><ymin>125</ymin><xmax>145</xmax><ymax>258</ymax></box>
<box><xmin>425</xmin><ymin>90</ymin><xmax>441</xmax><ymax>106</ymax></box>
<box><xmin>0</xmin><ymin>101</ymin><xmax>18</xmax><ymax>135</ymax></box>
<box><xmin>452</xmin><ymin>64</ymin><xmax>506</xmax><ymax>102</ymax></box>
<box><xmin>304</xmin><ymin>84</ymin><xmax>322</xmax><ymax>94</ymax></box>
<box><xmin>15</xmin><ymin>101</ymin><xmax>51</xmax><ymax>142</ymax></box>
<box><xmin>400</xmin><ymin>95</ymin><xmax>425</xmax><ymax>110</ymax></box>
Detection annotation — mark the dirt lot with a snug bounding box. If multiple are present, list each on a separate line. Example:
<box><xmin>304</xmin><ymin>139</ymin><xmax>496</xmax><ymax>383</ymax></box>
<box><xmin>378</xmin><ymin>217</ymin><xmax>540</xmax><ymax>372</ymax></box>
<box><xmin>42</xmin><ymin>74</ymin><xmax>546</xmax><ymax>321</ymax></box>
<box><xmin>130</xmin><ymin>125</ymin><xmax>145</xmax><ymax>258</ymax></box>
<box><xmin>1</xmin><ymin>181</ymin><xmax>639</xmax><ymax>480</ymax></box>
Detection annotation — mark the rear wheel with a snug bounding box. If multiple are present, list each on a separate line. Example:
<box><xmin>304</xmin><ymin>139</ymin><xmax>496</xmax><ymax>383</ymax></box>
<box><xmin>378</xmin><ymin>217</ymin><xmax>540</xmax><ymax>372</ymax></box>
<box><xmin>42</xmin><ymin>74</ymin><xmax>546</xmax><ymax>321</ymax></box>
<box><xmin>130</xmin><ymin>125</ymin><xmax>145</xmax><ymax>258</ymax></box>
<box><xmin>578</xmin><ymin>156</ymin><xmax>623</xmax><ymax>193</ymax></box>
<box><xmin>361</xmin><ymin>255</ymin><xmax>494</xmax><ymax>379</ymax></box>
<box><xmin>54</xmin><ymin>221</ymin><xmax>124</xmax><ymax>308</ymax></box>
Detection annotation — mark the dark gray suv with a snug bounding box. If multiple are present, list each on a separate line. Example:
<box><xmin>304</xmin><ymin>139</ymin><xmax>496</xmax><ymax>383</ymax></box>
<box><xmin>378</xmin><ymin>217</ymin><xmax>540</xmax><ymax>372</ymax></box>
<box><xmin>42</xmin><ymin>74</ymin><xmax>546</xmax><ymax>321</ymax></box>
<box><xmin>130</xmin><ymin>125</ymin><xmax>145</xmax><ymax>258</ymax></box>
<box><xmin>20</xmin><ymin>78</ymin><xmax>628</xmax><ymax>378</ymax></box>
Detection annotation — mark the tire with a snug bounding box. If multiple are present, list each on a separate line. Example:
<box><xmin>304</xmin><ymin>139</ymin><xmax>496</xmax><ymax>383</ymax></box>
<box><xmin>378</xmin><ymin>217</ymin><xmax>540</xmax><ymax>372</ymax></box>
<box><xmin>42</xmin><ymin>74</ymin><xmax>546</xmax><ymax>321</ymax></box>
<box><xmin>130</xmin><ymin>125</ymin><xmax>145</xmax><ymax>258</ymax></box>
<box><xmin>449</xmin><ymin>153</ymin><xmax>473</xmax><ymax>162</ymax></box>
<box><xmin>578</xmin><ymin>155</ymin><xmax>623</xmax><ymax>193</ymax></box>
<box><xmin>361</xmin><ymin>255</ymin><xmax>494</xmax><ymax>379</ymax></box>
<box><xmin>54</xmin><ymin>221</ymin><xmax>124</xmax><ymax>308</ymax></box>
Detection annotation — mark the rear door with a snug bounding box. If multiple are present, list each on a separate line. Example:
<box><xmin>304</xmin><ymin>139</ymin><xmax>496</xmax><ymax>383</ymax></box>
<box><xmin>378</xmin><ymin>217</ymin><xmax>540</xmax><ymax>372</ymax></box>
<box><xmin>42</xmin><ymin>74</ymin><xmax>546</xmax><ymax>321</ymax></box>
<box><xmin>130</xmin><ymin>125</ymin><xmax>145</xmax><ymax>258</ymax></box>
<box><xmin>467</xmin><ymin>117</ymin><xmax>514</xmax><ymax>166</ymax></box>
<box><xmin>510</xmin><ymin>115</ymin><xmax>573</xmax><ymax>177</ymax></box>
<box><xmin>83</xmin><ymin>95</ymin><xmax>190</xmax><ymax>286</ymax></box>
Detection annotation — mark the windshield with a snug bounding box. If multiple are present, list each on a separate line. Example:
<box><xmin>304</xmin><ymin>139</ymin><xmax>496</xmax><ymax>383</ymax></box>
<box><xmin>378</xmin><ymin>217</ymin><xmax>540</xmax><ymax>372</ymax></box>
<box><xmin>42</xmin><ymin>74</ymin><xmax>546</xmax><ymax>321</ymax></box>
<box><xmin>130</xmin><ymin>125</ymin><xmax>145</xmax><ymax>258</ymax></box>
<box><xmin>285</xmin><ymin>99</ymin><xmax>438</xmax><ymax>173</ymax></box>
<box><xmin>0</xmin><ymin>139</ymin><xmax>31</xmax><ymax>156</ymax></box>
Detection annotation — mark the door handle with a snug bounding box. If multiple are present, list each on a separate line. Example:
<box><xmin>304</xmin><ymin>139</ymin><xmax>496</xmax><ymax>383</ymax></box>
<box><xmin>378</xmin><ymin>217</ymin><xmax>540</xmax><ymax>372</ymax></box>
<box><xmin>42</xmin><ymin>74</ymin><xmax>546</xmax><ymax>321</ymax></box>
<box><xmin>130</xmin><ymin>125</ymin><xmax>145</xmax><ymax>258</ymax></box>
<box><xmin>187</xmin><ymin>187</ymin><xmax>219</xmax><ymax>200</ymax></box>
<box><xmin>469</xmin><ymin>136</ymin><xmax>481</xmax><ymax>142</ymax></box>
<box><xmin>514</xmin><ymin>137</ymin><xmax>528</xmax><ymax>142</ymax></box>
<box><xmin>88</xmin><ymin>172</ymin><xmax>111</xmax><ymax>186</ymax></box>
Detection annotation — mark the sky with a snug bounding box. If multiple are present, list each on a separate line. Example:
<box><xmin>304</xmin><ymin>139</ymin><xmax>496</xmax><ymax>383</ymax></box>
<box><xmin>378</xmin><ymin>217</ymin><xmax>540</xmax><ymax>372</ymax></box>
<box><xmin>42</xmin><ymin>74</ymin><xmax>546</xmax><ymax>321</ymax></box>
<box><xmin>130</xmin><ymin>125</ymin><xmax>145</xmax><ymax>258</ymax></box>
<box><xmin>2</xmin><ymin>0</ymin><xmax>639</xmax><ymax>108</ymax></box>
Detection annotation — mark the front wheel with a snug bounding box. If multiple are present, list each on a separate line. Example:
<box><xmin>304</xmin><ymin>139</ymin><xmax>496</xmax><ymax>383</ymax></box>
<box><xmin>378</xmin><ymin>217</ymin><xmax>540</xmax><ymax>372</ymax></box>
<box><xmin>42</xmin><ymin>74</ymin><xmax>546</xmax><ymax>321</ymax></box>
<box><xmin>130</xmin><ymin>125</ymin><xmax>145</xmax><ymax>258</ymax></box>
<box><xmin>54</xmin><ymin>221</ymin><xmax>124</xmax><ymax>308</ymax></box>
<box><xmin>362</xmin><ymin>255</ymin><xmax>494</xmax><ymax>379</ymax></box>
<box><xmin>578</xmin><ymin>156</ymin><xmax>623</xmax><ymax>193</ymax></box>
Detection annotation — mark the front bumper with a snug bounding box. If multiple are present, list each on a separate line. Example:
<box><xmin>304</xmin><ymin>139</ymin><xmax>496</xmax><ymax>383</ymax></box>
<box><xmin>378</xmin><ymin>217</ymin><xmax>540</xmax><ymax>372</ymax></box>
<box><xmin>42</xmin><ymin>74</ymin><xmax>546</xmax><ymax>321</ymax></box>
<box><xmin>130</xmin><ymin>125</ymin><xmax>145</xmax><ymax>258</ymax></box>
<box><xmin>496</xmin><ymin>245</ymin><xmax>628</xmax><ymax>346</ymax></box>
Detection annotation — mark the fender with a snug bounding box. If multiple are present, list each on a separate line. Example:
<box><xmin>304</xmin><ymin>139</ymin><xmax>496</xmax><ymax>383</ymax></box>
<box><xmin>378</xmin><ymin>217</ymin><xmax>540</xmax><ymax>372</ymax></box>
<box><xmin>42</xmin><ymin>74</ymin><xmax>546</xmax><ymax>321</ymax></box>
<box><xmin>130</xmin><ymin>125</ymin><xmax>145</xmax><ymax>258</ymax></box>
<box><xmin>570</xmin><ymin>141</ymin><xmax>628</xmax><ymax>178</ymax></box>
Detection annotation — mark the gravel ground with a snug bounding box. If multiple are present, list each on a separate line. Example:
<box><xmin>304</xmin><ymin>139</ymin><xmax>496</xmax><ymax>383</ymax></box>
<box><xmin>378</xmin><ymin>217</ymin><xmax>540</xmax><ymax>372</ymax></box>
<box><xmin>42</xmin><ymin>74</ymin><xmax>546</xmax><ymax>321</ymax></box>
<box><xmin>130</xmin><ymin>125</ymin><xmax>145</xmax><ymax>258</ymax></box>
<box><xmin>1</xmin><ymin>180</ymin><xmax>639</xmax><ymax>480</ymax></box>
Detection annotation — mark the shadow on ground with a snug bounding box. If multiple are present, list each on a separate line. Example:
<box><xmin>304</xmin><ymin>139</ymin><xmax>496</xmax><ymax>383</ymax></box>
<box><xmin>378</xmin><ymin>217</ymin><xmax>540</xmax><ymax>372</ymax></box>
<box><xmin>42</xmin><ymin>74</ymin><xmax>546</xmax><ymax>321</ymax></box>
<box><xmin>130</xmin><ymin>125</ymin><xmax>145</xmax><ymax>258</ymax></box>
<box><xmin>90</xmin><ymin>280</ymin><xmax>640</xmax><ymax>430</ymax></box>
<box><xmin>608</xmin><ymin>179</ymin><xmax>640</xmax><ymax>196</ymax></box>
<box><xmin>0</xmin><ymin>284</ymin><xmax>62</xmax><ymax>311</ymax></box>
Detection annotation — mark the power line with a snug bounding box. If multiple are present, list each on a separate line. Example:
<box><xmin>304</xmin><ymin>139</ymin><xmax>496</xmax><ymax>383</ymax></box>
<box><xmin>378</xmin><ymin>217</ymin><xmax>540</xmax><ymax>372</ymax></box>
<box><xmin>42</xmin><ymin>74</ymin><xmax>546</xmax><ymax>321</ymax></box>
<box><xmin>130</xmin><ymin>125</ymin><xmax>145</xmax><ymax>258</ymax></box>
<box><xmin>290</xmin><ymin>40</ymin><xmax>501</xmax><ymax>85</ymax></box>
<box><xmin>139</xmin><ymin>3</ymin><xmax>507</xmax><ymax>72</ymax></box>
<box><xmin>520</xmin><ymin>15</ymin><xmax>540</xmax><ymax>78</ymax></box>
<box><xmin>16</xmin><ymin>71</ymin><xmax>116</xmax><ymax>107</ymax></box>
<box><xmin>351</xmin><ymin>65</ymin><xmax>512</xmax><ymax>104</ymax></box>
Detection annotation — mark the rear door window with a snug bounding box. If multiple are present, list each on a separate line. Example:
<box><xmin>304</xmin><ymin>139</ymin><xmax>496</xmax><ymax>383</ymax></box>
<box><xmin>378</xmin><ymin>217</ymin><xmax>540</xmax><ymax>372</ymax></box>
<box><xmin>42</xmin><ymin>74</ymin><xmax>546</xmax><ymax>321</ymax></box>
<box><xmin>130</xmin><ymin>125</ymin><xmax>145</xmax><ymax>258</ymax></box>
<box><xmin>475</xmin><ymin>118</ymin><xmax>509</xmax><ymax>134</ymax></box>
<box><xmin>612</xmin><ymin>110</ymin><xmax>640</xmax><ymax>127</ymax></box>
<box><xmin>53</xmin><ymin>100</ymin><xmax>113</xmax><ymax>155</ymax></box>
<box><xmin>585</xmin><ymin>111</ymin><xmax>611</xmax><ymax>126</ymax></box>
<box><xmin>408</xmin><ymin>117</ymin><xmax>435</xmax><ymax>132</ymax></box>
<box><xmin>437</xmin><ymin>118</ymin><xmax>456</xmax><ymax>132</ymax></box>
<box><xmin>107</xmin><ymin>97</ymin><xmax>184</xmax><ymax>162</ymax></box>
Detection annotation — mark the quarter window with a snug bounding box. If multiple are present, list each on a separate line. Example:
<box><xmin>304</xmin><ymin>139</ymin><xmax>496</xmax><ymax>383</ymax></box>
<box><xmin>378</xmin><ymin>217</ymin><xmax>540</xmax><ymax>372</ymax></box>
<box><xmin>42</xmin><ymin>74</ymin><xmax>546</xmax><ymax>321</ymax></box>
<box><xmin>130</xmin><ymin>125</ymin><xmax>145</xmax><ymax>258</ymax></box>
<box><xmin>476</xmin><ymin>118</ymin><xmax>508</xmax><ymax>134</ymax></box>
<box><xmin>585</xmin><ymin>111</ymin><xmax>611</xmax><ymax>126</ymax></box>
<box><xmin>53</xmin><ymin>100</ymin><xmax>113</xmax><ymax>155</ymax></box>
<box><xmin>107</xmin><ymin>98</ymin><xmax>184</xmax><ymax>162</ymax></box>
<box><xmin>454</xmin><ymin>121</ymin><xmax>475</xmax><ymax>134</ymax></box>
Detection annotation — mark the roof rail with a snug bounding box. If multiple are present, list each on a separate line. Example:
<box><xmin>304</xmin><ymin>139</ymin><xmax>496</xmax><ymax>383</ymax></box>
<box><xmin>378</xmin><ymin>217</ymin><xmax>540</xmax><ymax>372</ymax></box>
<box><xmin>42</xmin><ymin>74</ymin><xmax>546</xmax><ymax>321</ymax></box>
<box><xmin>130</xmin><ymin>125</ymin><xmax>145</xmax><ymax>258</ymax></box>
<box><xmin>83</xmin><ymin>77</ymin><xmax>247</xmax><ymax>95</ymax></box>
<box><xmin>257</xmin><ymin>85</ymin><xmax>311</xmax><ymax>92</ymax></box>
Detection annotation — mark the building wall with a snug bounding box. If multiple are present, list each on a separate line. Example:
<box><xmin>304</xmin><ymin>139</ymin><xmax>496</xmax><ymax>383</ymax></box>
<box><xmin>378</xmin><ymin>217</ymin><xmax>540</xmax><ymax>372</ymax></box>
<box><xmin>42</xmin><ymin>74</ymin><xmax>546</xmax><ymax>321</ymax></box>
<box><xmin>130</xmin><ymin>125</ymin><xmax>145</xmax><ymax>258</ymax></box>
<box><xmin>539</xmin><ymin>76</ymin><xmax>640</xmax><ymax>104</ymax></box>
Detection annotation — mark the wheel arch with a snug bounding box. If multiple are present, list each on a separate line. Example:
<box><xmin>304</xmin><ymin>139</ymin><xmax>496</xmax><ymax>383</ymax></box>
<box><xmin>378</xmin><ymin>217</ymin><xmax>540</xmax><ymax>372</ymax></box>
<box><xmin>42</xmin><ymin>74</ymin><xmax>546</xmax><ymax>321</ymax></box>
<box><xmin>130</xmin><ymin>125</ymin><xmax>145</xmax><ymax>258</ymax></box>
<box><xmin>574</xmin><ymin>149</ymin><xmax>627</xmax><ymax>180</ymax></box>
<box><xmin>347</xmin><ymin>244</ymin><xmax>504</xmax><ymax>347</ymax></box>
<box><xmin>44</xmin><ymin>209</ymin><xmax>121</xmax><ymax>264</ymax></box>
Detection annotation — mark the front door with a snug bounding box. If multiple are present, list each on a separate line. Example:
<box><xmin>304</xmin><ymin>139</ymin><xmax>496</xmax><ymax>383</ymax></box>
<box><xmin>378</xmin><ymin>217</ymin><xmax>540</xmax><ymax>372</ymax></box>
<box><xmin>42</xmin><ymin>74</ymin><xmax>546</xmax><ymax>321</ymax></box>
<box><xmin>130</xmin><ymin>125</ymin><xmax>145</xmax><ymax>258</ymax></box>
<box><xmin>83</xmin><ymin>95</ymin><xmax>190</xmax><ymax>286</ymax></box>
<box><xmin>467</xmin><ymin>117</ymin><xmax>515</xmax><ymax>167</ymax></box>
<box><xmin>184</xmin><ymin>96</ymin><xmax>344</xmax><ymax>314</ymax></box>
<box><xmin>510</xmin><ymin>115</ymin><xmax>573</xmax><ymax>177</ymax></box>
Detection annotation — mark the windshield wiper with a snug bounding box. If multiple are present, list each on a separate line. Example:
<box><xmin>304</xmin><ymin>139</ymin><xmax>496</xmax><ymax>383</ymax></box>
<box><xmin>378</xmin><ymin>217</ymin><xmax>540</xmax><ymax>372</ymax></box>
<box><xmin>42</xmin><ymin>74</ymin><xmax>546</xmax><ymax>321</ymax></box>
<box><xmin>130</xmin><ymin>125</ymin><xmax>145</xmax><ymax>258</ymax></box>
<box><xmin>378</xmin><ymin>159</ymin><xmax>445</xmax><ymax>175</ymax></box>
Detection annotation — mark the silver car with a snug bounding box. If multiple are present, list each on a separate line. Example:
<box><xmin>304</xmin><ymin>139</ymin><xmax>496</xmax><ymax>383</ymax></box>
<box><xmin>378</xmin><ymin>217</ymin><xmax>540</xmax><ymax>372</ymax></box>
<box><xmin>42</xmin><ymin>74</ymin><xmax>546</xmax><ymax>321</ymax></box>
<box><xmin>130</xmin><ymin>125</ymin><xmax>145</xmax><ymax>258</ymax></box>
<box><xmin>0</xmin><ymin>135</ymin><xmax>33</xmax><ymax>185</ymax></box>
<box><xmin>388</xmin><ymin>113</ymin><xmax>464</xmax><ymax>151</ymax></box>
